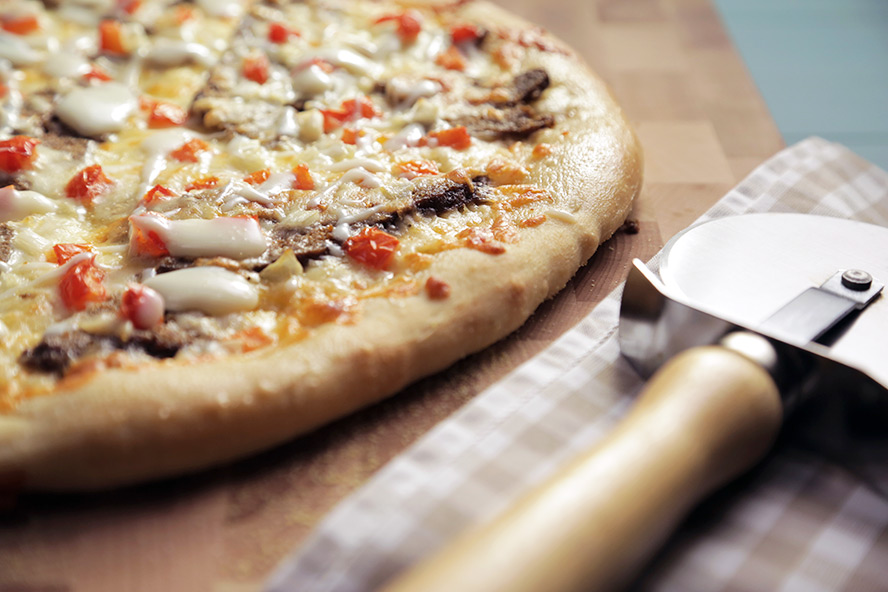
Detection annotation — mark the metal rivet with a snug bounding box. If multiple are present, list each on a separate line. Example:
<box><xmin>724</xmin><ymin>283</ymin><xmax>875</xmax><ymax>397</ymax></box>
<box><xmin>841</xmin><ymin>269</ymin><xmax>873</xmax><ymax>291</ymax></box>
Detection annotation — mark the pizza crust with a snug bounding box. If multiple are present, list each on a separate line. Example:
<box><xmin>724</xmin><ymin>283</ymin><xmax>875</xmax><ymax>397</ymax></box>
<box><xmin>0</xmin><ymin>1</ymin><xmax>642</xmax><ymax>491</ymax></box>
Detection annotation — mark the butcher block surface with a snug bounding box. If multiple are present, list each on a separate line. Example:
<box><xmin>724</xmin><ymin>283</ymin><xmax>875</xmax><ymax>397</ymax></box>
<box><xmin>0</xmin><ymin>1</ymin><xmax>783</xmax><ymax>590</ymax></box>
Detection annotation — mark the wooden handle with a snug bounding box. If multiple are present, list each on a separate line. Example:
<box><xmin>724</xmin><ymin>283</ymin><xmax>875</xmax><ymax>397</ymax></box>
<box><xmin>381</xmin><ymin>346</ymin><xmax>783</xmax><ymax>592</ymax></box>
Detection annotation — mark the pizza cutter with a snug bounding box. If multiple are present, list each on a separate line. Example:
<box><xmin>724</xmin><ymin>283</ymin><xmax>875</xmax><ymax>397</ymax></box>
<box><xmin>382</xmin><ymin>213</ymin><xmax>888</xmax><ymax>592</ymax></box>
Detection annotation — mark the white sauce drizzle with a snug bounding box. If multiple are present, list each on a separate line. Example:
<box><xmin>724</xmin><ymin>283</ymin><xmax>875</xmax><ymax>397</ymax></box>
<box><xmin>42</xmin><ymin>53</ymin><xmax>91</xmax><ymax>79</ymax></box>
<box><xmin>138</xmin><ymin>128</ymin><xmax>195</xmax><ymax>192</ymax></box>
<box><xmin>143</xmin><ymin>40</ymin><xmax>215</xmax><ymax>67</ymax></box>
<box><xmin>292</xmin><ymin>63</ymin><xmax>333</xmax><ymax>96</ymax></box>
<box><xmin>302</xmin><ymin>48</ymin><xmax>383</xmax><ymax>78</ymax></box>
<box><xmin>196</xmin><ymin>0</ymin><xmax>245</xmax><ymax>18</ymax></box>
<box><xmin>258</xmin><ymin>171</ymin><xmax>296</xmax><ymax>196</ymax></box>
<box><xmin>0</xmin><ymin>32</ymin><xmax>42</xmax><ymax>66</ymax></box>
<box><xmin>144</xmin><ymin>267</ymin><xmax>259</xmax><ymax>316</ymax></box>
<box><xmin>329</xmin><ymin>158</ymin><xmax>386</xmax><ymax>173</ymax></box>
<box><xmin>338</xmin><ymin>168</ymin><xmax>382</xmax><ymax>188</ymax></box>
<box><xmin>0</xmin><ymin>186</ymin><xmax>57</xmax><ymax>222</ymax></box>
<box><xmin>218</xmin><ymin>180</ymin><xmax>277</xmax><ymax>210</ymax></box>
<box><xmin>55</xmin><ymin>82</ymin><xmax>137</xmax><ymax>137</ymax></box>
<box><xmin>275</xmin><ymin>106</ymin><xmax>300</xmax><ymax>137</ymax></box>
<box><xmin>545</xmin><ymin>209</ymin><xmax>578</xmax><ymax>224</ymax></box>
<box><xmin>129</xmin><ymin>214</ymin><xmax>268</xmax><ymax>259</ymax></box>
<box><xmin>386</xmin><ymin>78</ymin><xmax>442</xmax><ymax>108</ymax></box>
<box><xmin>383</xmin><ymin>123</ymin><xmax>425</xmax><ymax>152</ymax></box>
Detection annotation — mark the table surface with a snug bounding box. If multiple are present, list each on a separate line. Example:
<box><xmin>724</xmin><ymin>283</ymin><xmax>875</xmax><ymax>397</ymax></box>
<box><xmin>0</xmin><ymin>1</ymin><xmax>784</xmax><ymax>590</ymax></box>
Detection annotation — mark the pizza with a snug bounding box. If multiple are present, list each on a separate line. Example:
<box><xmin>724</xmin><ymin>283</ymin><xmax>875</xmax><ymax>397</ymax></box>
<box><xmin>0</xmin><ymin>0</ymin><xmax>642</xmax><ymax>491</ymax></box>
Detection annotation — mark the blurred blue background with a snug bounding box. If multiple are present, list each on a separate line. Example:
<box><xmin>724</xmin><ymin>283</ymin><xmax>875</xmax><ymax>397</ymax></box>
<box><xmin>713</xmin><ymin>0</ymin><xmax>888</xmax><ymax>170</ymax></box>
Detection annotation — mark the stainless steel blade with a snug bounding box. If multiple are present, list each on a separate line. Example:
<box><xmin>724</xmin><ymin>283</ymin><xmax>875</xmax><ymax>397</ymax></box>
<box><xmin>659</xmin><ymin>213</ymin><xmax>888</xmax><ymax>387</ymax></box>
<box><xmin>619</xmin><ymin>258</ymin><xmax>888</xmax><ymax>497</ymax></box>
<box><xmin>653</xmin><ymin>213</ymin><xmax>888</xmax><ymax>495</ymax></box>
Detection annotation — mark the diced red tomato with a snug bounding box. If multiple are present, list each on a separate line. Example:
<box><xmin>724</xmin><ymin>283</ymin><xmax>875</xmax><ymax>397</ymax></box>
<box><xmin>348</xmin><ymin>97</ymin><xmax>379</xmax><ymax>118</ymax></box>
<box><xmin>59</xmin><ymin>256</ymin><xmax>107</xmax><ymax>311</ymax></box>
<box><xmin>451</xmin><ymin>23</ymin><xmax>482</xmax><ymax>45</ymax></box>
<box><xmin>396</xmin><ymin>160</ymin><xmax>439</xmax><ymax>179</ymax></box>
<box><xmin>184</xmin><ymin>176</ymin><xmax>218</xmax><ymax>191</ymax></box>
<box><xmin>268</xmin><ymin>21</ymin><xmax>298</xmax><ymax>43</ymax></box>
<box><xmin>532</xmin><ymin>143</ymin><xmax>552</xmax><ymax>159</ymax></box>
<box><xmin>175</xmin><ymin>5</ymin><xmax>194</xmax><ymax>23</ymax></box>
<box><xmin>435</xmin><ymin>45</ymin><xmax>466</xmax><ymax>71</ymax></box>
<box><xmin>425</xmin><ymin>276</ymin><xmax>450</xmax><ymax>300</ymax></box>
<box><xmin>343</xmin><ymin>227</ymin><xmax>399</xmax><ymax>270</ymax></box>
<box><xmin>292</xmin><ymin>164</ymin><xmax>314</xmax><ymax>190</ymax></box>
<box><xmin>120</xmin><ymin>284</ymin><xmax>164</xmax><ymax>330</ymax></box>
<box><xmin>99</xmin><ymin>20</ymin><xmax>127</xmax><ymax>55</ymax></box>
<box><xmin>117</xmin><ymin>0</ymin><xmax>141</xmax><ymax>15</ymax></box>
<box><xmin>243</xmin><ymin>54</ymin><xmax>270</xmax><ymax>84</ymax></box>
<box><xmin>141</xmin><ymin>184</ymin><xmax>173</xmax><ymax>205</ymax></box>
<box><xmin>243</xmin><ymin>168</ymin><xmax>271</xmax><ymax>185</ymax></box>
<box><xmin>144</xmin><ymin>100</ymin><xmax>188</xmax><ymax>128</ymax></box>
<box><xmin>320</xmin><ymin>111</ymin><xmax>343</xmax><ymax>133</ymax></box>
<box><xmin>50</xmin><ymin>243</ymin><xmax>93</xmax><ymax>265</ymax></box>
<box><xmin>83</xmin><ymin>66</ymin><xmax>112</xmax><ymax>83</ymax></box>
<box><xmin>375</xmin><ymin>11</ymin><xmax>422</xmax><ymax>43</ymax></box>
<box><xmin>460</xmin><ymin>228</ymin><xmax>506</xmax><ymax>254</ymax></box>
<box><xmin>0</xmin><ymin>136</ymin><xmax>39</xmax><ymax>173</ymax></box>
<box><xmin>320</xmin><ymin>96</ymin><xmax>379</xmax><ymax>132</ymax></box>
<box><xmin>169</xmin><ymin>138</ymin><xmax>209</xmax><ymax>163</ymax></box>
<box><xmin>0</xmin><ymin>83</ymin><xmax>6</xmax><ymax>98</ymax></box>
<box><xmin>65</xmin><ymin>164</ymin><xmax>113</xmax><ymax>204</ymax></box>
<box><xmin>129</xmin><ymin>222</ymin><xmax>169</xmax><ymax>258</ymax></box>
<box><xmin>518</xmin><ymin>214</ymin><xmax>547</xmax><ymax>228</ymax></box>
<box><xmin>341</xmin><ymin>128</ymin><xmax>359</xmax><ymax>145</ymax></box>
<box><xmin>230</xmin><ymin>326</ymin><xmax>274</xmax><ymax>352</ymax></box>
<box><xmin>429</xmin><ymin>126</ymin><xmax>472</xmax><ymax>150</ymax></box>
<box><xmin>1</xmin><ymin>15</ymin><xmax>40</xmax><ymax>35</ymax></box>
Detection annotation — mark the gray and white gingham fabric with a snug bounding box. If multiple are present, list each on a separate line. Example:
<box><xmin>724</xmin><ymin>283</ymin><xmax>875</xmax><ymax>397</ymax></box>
<box><xmin>266</xmin><ymin>137</ymin><xmax>888</xmax><ymax>592</ymax></box>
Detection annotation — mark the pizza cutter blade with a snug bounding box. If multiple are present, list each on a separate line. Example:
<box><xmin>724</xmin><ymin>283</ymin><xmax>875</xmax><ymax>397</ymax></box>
<box><xmin>622</xmin><ymin>213</ymin><xmax>888</xmax><ymax>496</ymax></box>
<box><xmin>658</xmin><ymin>212</ymin><xmax>888</xmax><ymax>388</ymax></box>
<box><xmin>382</xmin><ymin>214</ymin><xmax>888</xmax><ymax>592</ymax></box>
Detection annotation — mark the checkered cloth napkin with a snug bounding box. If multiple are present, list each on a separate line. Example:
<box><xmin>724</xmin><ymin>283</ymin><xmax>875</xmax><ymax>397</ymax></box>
<box><xmin>266</xmin><ymin>137</ymin><xmax>888</xmax><ymax>592</ymax></box>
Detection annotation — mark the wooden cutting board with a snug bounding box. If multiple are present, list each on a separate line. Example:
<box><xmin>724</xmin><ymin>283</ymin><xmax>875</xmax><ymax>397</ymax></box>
<box><xmin>0</xmin><ymin>1</ymin><xmax>783</xmax><ymax>590</ymax></box>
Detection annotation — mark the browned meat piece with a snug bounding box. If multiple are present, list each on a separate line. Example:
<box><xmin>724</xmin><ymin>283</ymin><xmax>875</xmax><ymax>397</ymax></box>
<box><xmin>267</xmin><ymin>223</ymin><xmax>334</xmax><ymax>264</ymax></box>
<box><xmin>20</xmin><ymin>323</ymin><xmax>199</xmax><ymax>375</ymax></box>
<box><xmin>413</xmin><ymin>176</ymin><xmax>486</xmax><ymax>214</ymax></box>
<box><xmin>18</xmin><ymin>331</ymin><xmax>96</xmax><ymax>374</ymax></box>
<box><xmin>499</xmin><ymin>69</ymin><xmax>550</xmax><ymax>106</ymax></box>
<box><xmin>39</xmin><ymin>133</ymin><xmax>91</xmax><ymax>161</ymax></box>
<box><xmin>0</xmin><ymin>224</ymin><xmax>13</xmax><ymax>265</ymax></box>
<box><xmin>453</xmin><ymin>105</ymin><xmax>554</xmax><ymax>141</ymax></box>
<box><xmin>192</xmin><ymin>95</ymin><xmax>288</xmax><ymax>140</ymax></box>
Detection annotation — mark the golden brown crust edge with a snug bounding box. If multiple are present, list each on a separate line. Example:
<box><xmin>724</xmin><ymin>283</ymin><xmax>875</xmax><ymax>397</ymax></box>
<box><xmin>0</xmin><ymin>1</ymin><xmax>643</xmax><ymax>491</ymax></box>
